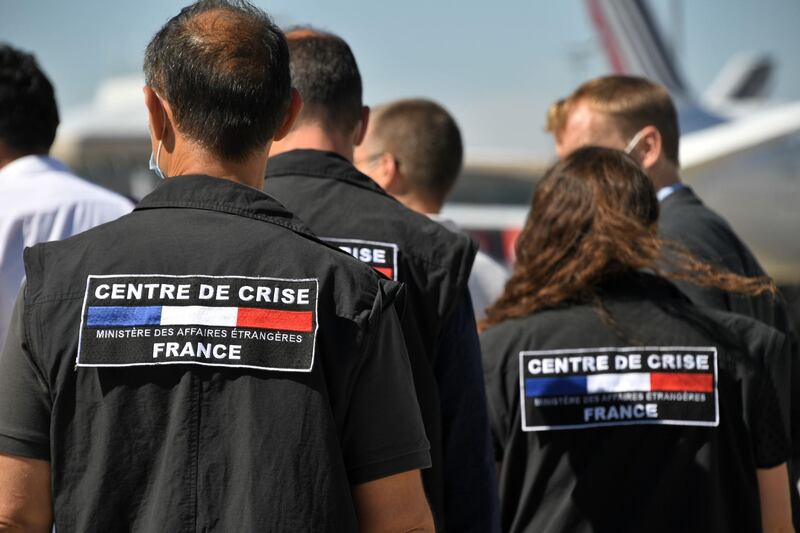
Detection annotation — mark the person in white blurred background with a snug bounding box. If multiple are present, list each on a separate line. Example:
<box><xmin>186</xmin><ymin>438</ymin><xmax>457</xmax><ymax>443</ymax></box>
<box><xmin>0</xmin><ymin>43</ymin><xmax>133</xmax><ymax>349</ymax></box>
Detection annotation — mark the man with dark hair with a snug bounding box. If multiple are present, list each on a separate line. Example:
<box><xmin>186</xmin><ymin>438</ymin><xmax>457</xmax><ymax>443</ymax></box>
<box><xmin>285</xmin><ymin>27</ymin><xmax>364</xmax><ymax>137</ymax></box>
<box><xmin>0</xmin><ymin>43</ymin><xmax>132</xmax><ymax>351</ymax></box>
<box><xmin>0</xmin><ymin>3</ymin><xmax>434</xmax><ymax>531</ymax></box>
<box><xmin>265</xmin><ymin>28</ymin><xmax>499</xmax><ymax>532</ymax></box>
<box><xmin>356</xmin><ymin>98</ymin><xmax>510</xmax><ymax>321</ymax></box>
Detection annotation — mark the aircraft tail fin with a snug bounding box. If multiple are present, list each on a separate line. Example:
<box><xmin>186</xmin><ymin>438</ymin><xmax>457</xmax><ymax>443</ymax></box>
<box><xmin>704</xmin><ymin>53</ymin><xmax>774</xmax><ymax>106</ymax></box>
<box><xmin>586</xmin><ymin>0</ymin><xmax>687</xmax><ymax>95</ymax></box>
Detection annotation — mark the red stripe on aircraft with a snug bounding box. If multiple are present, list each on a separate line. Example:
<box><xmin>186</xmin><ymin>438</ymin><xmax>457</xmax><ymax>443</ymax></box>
<box><xmin>587</xmin><ymin>0</ymin><xmax>627</xmax><ymax>73</ymax></box>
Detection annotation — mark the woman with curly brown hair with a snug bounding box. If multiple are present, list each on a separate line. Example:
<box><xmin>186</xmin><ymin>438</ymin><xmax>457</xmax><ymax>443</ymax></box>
<box><xmin>481</xmin><ymin>147</ymin><xmax>793</xmax><ymax>533</ymax></box>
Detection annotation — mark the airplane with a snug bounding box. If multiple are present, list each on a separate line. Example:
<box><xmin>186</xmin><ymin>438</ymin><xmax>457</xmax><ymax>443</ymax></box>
<box><xmin>443</xmin><ymin>0</ymin><xmax>800</xmax><ymax>290</ymax></box>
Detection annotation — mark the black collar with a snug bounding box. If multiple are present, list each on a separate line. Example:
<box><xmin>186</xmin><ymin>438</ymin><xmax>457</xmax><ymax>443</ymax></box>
<box><xmin>660</xmin><ymin>185</ymin><xmax>700</xmax><ymax>208</ymax></box>
<box><xmin>267</xmin><ymin>149</ymin><xmax>390</xmax><ymax>196</ymax></box>
<box><xmin>596</xmin><ymin>270</ymin><xmax>691</xmax><ymax>303</ymax></box>
<box><xmin>135</xmin><ymin>174</ymin><xmax>314</xmax><ymax>237</ymax></box>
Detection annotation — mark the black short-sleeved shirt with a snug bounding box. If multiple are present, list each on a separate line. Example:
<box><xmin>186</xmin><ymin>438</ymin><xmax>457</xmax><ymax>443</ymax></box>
<box><xmin>265</xmin><ymin>149</ymin><xmax>495</xmax><ymax>529</ymax></box>
<box><xmin>481</xmin><ymin>272</ymin><xmax>791</xmax><ymax>533</ymax></box>
<box><xmin>0</xmin><ymin>175</ymin><xmax>430</xmax><ymax>532</ymax></box>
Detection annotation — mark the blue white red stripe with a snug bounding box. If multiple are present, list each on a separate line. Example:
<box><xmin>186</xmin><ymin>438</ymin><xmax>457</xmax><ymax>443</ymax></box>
<box><xmin>525</xmin><ymin>372</ymin><xmax>713</xmax><ymax>397</ymax></box>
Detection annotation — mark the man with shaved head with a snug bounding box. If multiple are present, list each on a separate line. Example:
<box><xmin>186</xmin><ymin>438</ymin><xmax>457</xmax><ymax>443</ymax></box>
<box><xmin>265</xmin><ymin>28</ymin><xmax>499</xmax><ymax>533</ymax></box>
<box><xmin>0</xmin><ymin>2</ymin><xmax>435</xmax><ymax>530</ymax></box>
<box><xmin>356</xmin><ymin>98</ymin><xmax>510</xmax><ymax>321</ymax></box>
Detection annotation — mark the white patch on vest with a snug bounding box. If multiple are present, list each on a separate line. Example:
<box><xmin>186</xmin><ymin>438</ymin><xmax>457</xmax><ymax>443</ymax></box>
<box><xmin>321</xmin><ymin>237</ymin><xmax>399</xmax><ymax>280</ymax></box>
<box><xmin>518</xmin><ymin>346</ymin><xmax>719</xmax><ymax>432</ymax></box>
<box><xmin>76</xmin><ymin>274</ymin><xmax>319</xmax><ymax>372</ymax></box>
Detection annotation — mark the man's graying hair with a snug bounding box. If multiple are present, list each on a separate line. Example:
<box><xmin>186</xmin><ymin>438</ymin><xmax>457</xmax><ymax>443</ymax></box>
<box><xmin>144</xmin><ymin>0</ymin><xmax>291</xmax><ymax>160</ymax></box>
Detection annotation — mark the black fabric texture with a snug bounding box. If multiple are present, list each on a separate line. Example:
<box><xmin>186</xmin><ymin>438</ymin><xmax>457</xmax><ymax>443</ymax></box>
<box><xmin>659</xmin><ymin>186</ymin><xmax>791</xmax><ymax>333</ymax></box>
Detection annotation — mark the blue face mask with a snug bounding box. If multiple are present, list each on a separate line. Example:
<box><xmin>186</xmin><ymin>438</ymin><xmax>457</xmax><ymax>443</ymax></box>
<box><xmin>148</xmin><ymin>141</ymin><xmax>165</xmax><ymax>180</ymax></box>
<box><xmin>148</xmin><ymin>99</ymin><xmax>167</xmax><ymax>179</ymax></box>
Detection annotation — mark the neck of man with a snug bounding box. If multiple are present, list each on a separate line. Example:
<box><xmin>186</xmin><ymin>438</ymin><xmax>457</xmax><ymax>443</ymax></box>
<box><xmin>647</xmin><ymin>157</ymin><xmax>682</xmax><ymax>193</ymax></box>
<box><xmin>164</xmin><ymin>139</ymin><xmax>270</xmax><ymax>190</ymax></box>
<box><xmin>0</xmin><ymin>144</ymin><xmax>38</xmax><ymax>171</ymax></box>
<box><xmin>393</xmin><ymin>191</ymin><xmax>442</xmax><ymax>215</ymax></box>
<box><xmin>270</xmin><ymin>122</ymin><xmax>355</xmax><ymax>162</ymax></box>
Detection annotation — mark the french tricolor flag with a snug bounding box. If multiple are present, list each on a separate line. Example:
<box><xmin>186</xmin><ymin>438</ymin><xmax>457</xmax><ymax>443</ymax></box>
<box><xmin>86</xmin><ymin>305</ymin><xmax>313</xmax><ymax>332</ymax></box>
<box><xmin>525</xmin><ymin>372</ymin><xmax>713</xmax><ymax>397</ymax></box>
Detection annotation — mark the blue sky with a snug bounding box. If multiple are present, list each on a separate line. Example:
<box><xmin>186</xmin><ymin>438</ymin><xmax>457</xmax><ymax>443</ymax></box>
<box><xmin>2</xmin><ymin>0</ymin><xmax>800</xmax><ymax>158</ymax></box>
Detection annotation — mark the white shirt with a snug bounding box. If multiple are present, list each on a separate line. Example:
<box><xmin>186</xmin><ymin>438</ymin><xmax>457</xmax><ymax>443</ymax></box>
<box><xmin>656</xmin><ymin>183</ymin><xmax>686</xmax><ymax>202</ymax></box>
<box><xmin>0</xmin><ymin>155</ymin><xmax>134</xmax><ymax>348</ymax></box>
<box><xmin>429</xmin><ymin>214</ymin><xmax>510</xmax><ymax>321</ymax></box>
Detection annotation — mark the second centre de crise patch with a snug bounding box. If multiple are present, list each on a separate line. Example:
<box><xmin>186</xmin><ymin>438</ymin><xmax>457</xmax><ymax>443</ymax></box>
<box><xmin>77</xmin><ymin>274</ymin><xmax>318</xmax><ymax>372</ymax></box>
<box><xmin>519</xmin><ymin>346</ymin><xmax>719</xmax><ymax>431</ymax></box>
<box><xmin>322</xmin><ymin>237</ymin><xmax>399</xmax><ymax>280</ymax></box>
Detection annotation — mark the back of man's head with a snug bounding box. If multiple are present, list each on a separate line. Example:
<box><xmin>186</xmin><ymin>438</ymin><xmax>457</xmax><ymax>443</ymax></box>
<box><xmin>144</xmin><ymin>0</ymin><xmax>290</xmax><ymax>161</ymax></box>
<box><xmin>285</xmin><ymin>28</ymin><xmax>363</xmax><ymax>137</ymax></box>
<box><xmin>0</xmin><ymin>44</ymin><xmax>59</xmax><ymax>155</ymax></box>
<box><xmin>367</xmin><ymin>99</ymin><xmax>463</xmax><ymax>208</ymax></box>
<box><xmin>547</xmin><ymin>75</ymin><xmax>680</xmax><ymax>164</ymax></box>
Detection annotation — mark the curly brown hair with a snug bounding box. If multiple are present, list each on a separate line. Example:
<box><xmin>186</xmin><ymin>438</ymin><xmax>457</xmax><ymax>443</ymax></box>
<box><xmin>481</xmin><ymin>147</ymin><xmax>775</xmax><ymax>330</ymax></box>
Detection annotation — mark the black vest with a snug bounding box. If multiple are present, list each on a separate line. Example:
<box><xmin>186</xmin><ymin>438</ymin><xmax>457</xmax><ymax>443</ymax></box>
<box><xmin>11</xmin><ymin>176</ymin><xmax>430</xmax><ymax>531</ymax></box>
<box><xmin>481</xmin><ymin>272</ymin><xmax>791</xmax><ymax>533</ymax></box>
<box><xmin>266</xmin><ymin>149</ymin><xmax>477</xmax><ymax>525</ymax></box>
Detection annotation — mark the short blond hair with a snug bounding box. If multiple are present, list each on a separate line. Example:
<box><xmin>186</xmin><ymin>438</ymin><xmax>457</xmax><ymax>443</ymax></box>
<box><xmin>547</xmin><ymin>75</ymin><xmax>680</xmax><ymax>164</ymax></box>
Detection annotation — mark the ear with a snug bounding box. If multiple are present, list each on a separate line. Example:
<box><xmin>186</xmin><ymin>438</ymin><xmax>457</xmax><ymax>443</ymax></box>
<box><xmin>372</xmin><ymin>152</ymin><xmax>401</xmax><ymax>193</ymax></box>
<box><xmin>273</xmin><ymin>88</ymin><xmax>303</xmax><ymax>141</ymax></box>
<box><xmin>637</xmin><ymin>125</ymin><xmax>662</xmax><ymax>171</ymax></box>
<box><xmin>353</xmin><ymin>106</ymin><xmax>370</xmax><ymax>147</ymax></box>
<box><xmin>143</xmin><ymin>86</ymin><xmax>167</xmax><ymax>142</ymax></box>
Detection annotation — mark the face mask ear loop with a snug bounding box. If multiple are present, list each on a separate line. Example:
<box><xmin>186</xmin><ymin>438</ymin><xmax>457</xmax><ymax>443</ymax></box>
<box><xmin>624</xmin><ymin>129</ymin><xmax>647</xmax><ymax>155</ymax></box>
<box><xmin>154</xmin><ymin>106</ymin><xmax>167</xmax><ymax>177</ymax></box>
